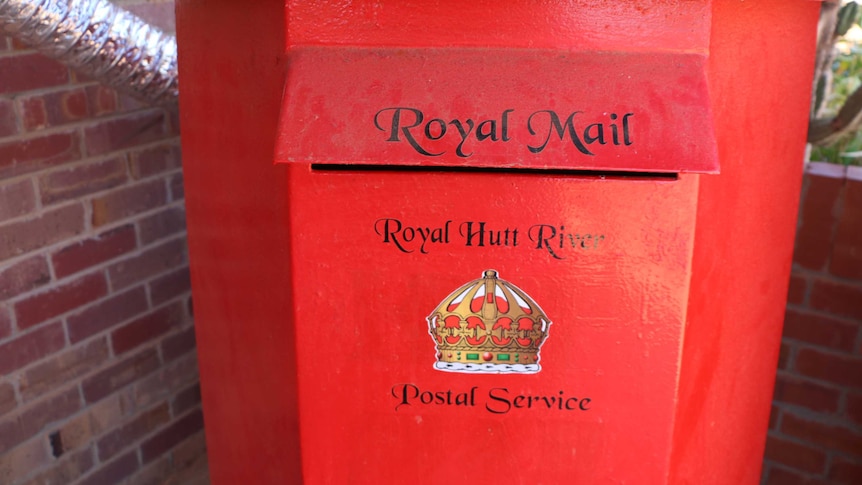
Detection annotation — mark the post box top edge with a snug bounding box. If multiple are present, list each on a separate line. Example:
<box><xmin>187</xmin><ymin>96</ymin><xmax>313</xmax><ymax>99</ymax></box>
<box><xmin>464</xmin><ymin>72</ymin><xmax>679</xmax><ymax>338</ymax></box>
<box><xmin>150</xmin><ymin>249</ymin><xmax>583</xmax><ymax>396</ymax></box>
<box><xmin>285</xmin><ymin>0</ymin><xmax>714</xmax><ymax>53</ymax></box>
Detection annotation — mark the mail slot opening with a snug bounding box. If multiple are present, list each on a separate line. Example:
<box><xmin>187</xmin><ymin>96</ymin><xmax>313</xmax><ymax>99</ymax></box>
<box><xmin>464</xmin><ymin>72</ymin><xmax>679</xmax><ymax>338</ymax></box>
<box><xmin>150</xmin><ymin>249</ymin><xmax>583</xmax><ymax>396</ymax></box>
<box><xmin>309</xmin><ymin>164</ymin><xmax>680</xmax><ymax>181</ymax></box>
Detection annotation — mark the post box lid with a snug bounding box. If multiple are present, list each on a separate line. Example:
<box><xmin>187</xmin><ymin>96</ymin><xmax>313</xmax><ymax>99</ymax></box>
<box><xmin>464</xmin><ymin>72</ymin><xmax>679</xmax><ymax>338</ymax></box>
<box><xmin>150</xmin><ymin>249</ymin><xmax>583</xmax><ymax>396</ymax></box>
<box><xmin>276</xmin><ymin>47</ymin><xmax>719</xmax><ymax>174</ymax></box>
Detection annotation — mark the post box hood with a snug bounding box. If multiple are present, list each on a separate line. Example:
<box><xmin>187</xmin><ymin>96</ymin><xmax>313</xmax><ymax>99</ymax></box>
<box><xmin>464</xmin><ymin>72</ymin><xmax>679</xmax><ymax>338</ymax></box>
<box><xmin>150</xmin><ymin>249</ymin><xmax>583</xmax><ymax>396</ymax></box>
<box><xmin>0</xmin><ymin>0</ymin><xmax>178</xmax><ymax>105</ymax></box>
<box><xmin>276</xmin><ymin>46</ymin><xmax>720</xmax><ymax>174</ymax></box>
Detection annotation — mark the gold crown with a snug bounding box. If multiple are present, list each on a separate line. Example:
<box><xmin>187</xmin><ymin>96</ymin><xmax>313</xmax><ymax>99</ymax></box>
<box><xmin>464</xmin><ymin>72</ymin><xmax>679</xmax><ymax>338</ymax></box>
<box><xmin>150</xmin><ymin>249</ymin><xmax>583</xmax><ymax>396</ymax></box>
<box><xmin>427</xmin><ymin>270</ymin><xmax>551</xmax><ymax>374</ymax></box>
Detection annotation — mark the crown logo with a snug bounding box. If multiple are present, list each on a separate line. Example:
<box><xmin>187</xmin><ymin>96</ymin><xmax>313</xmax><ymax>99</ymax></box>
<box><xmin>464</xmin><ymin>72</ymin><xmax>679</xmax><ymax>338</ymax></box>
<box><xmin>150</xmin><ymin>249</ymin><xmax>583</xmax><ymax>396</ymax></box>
<box><xmin>427</xmin><ymin>270</ymin><xmax>551</xmax><ymax>374</ymax></box>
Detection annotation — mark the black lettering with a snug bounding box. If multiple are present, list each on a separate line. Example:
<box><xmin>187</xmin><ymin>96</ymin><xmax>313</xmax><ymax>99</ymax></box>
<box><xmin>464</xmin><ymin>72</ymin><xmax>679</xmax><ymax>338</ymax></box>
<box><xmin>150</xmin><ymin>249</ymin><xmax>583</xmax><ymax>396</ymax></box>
<box><xmin>460</xmin><ymin>221</ymin><xmax>486</xmax><ymax>247</ymax></box>
<box><xmin>425</xmin><ymin>119</ymin><xmax>447</xmax><ymax>140</ymax></box>
<box><xmin>527</xmin><ymin>110</ymin><xmax>594</xmax><ymax>155</ymax></box>
<box><xmin>486</xmin><ymin>387</ymin><xmax>512</xmax><ymax>414</ymax></box>
<box><xmin>501</xmin><ymin>109</ymin><xmax>514</xmax><ymax>141</ymax></box>
<box><xmin>622</xmin><ymin>113</ymin><xmax>634</xmax><ymax>146</ymax></box>
<box><xmin>392</xmin><ymin>383</ymin><xmax>419</xmax><ymax>411</ymax></box>
<box><xmin>528</xmin><ymin>224</ymin><xmax>563</xmax><ymax>260</ymax></box>
<box><xmin>584</xmin><ymin>123</ymin><xmax>606</xmax><ymax>145</ymax></box>
<box><xmin>373</xmin><ymin>107</ymin><xmax>443</xmax><ymax>156</ymax></box>
<box><xmin>476</xmin><ymin>119</ymin><xmax>498</xmax><ymax>141</ymax></box>
<box><xmin>610</xmin><ymin>113</ymin><xmax>620</xmax><ymax>145</ymax></box>
<box><xmin>449</xmin><ymin>119</ymin><xmax>476</xmax><ymax>158</ymax></box>
<box><xmin>374</xmin><ymin>218</ymin><xmax>411</xmax><ymax>253</ymax></box>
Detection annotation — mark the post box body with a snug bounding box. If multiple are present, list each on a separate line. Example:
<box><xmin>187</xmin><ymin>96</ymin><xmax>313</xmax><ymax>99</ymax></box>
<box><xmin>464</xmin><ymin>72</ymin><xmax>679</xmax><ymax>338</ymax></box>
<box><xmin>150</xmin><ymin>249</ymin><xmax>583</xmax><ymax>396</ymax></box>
<box><xmin>175</xmin><ymin>1</ymin><xmax>820</xmax><ymax>484</ymax></box>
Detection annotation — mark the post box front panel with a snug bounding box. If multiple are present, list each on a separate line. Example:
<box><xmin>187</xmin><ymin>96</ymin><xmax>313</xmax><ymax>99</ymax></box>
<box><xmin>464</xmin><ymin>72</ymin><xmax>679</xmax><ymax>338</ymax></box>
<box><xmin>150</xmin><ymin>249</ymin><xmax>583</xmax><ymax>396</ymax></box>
<box><xmin>286</xmin><ymin>166</ymin><xmax>698</xmax><ymax>483</ymax></box>
<box><xmin>277</xmin><ymin>48</ymin><xmax>718</xmax><ymax>173</ymax></box>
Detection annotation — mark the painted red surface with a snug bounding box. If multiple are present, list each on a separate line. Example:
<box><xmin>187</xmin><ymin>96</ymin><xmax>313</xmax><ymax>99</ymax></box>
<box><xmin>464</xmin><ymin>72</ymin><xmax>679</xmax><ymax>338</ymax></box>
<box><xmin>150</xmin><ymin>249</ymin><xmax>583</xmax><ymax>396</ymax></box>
<box><xmin>278</xmin><ymin>49</ymin><xmax>717</xmax><ymax>172</ymax></box>
<box><xmin>175</xmin><ymin>0</ymin><xmax>820</xmax><ymax>483</ymax></box>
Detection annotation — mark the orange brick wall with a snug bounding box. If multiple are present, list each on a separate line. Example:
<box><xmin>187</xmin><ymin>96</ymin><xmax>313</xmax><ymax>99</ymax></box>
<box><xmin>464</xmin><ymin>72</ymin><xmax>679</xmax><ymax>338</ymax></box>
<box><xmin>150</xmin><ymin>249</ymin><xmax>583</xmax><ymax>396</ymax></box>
<box><xmin>0</xmin><ymin>1</ymin><xmax>207</xmax><ymax>484</ymax></box>
<box><xmin>761</xmin><ymin>165</ymin><xmax>862</xmax><ymax>485</ymax></box>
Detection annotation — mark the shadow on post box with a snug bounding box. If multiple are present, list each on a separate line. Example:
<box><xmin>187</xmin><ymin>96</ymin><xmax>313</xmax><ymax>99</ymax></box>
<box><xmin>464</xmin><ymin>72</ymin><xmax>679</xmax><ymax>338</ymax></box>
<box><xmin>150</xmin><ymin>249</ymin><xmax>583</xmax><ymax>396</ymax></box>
<box><xmin>275</xmin><ymin>3</ymin><xmax>718</xmax><ymax>484</ymax></box>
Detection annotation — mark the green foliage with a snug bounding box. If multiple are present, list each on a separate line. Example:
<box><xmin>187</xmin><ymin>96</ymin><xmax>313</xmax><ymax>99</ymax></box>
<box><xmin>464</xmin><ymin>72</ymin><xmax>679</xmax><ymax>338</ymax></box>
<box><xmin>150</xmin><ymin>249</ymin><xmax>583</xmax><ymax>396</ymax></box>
<box><xmin>812</xmin><ymin>1</ymin><xmax>862</xmax><ymax>165</ymax></box>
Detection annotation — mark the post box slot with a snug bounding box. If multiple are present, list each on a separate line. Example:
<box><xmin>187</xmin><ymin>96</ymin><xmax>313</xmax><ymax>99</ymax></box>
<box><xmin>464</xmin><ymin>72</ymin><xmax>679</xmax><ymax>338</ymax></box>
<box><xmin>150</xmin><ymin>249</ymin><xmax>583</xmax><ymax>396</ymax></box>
<box><xmin>309</xmin><ymin>163</ymin><xmax>679</xmax><ymax>181</ymax></box>
<box><xmin>277</xmin><ymin>47</ymin><xmax>719</xmax><ymax>174</ymax></box>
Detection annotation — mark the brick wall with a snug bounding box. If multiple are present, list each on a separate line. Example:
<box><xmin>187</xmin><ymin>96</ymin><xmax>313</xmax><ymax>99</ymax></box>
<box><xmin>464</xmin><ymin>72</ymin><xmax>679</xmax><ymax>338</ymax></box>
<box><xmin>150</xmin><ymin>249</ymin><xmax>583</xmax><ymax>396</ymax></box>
<box><xmin>0</xmin><ymin>1</ymin><xmax>208</xmax><ymax>484</ymax></box>
<box><xmin>761</xmin><ymin>164</ymin><xmax>862</xmax><ymax>484</ymax></box>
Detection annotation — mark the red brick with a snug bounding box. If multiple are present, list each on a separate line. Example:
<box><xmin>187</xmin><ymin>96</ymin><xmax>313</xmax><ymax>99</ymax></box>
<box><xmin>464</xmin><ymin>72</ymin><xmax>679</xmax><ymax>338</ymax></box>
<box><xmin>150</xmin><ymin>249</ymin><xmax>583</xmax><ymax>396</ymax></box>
<box><xmin>794</xmin><ymin>175</ymin><xmax>844</xmax><ymax>271</ymax></box>
<box><xmin>91</xmin><ymin>179</ymin><xmax>167</xmax><ymax>227</ymax></box>
<box><xmin>84</xmin><ymin>110</ymin><xmax>170</xmax><ymax>157</ymax></box>
<box><xmin>112</xmin><ymin>301</ymin><xmax>186</xmax><ymax>355</ymax></box>
<box><xmin>0</xmin><ymin>305</ymin><xmax>10</xmax><ymax>340</ymax></box>
<box><xmin>0</xmin><ymin>178</ymin><xmax>37</xmax><ymax>223</ymax></box>
<box><xmin>85</xmin><ymin>85</ymin><xmax>118</xmax><ymax>116</ymax></box>
<box><xmin>116</xmin><ymin>93</ymin><xmax>148</xmax><ymax>112</ymax></box>
<box><xmin>57</xmin><ymin>393</ymin><xmax>130</xmax><ymax>453</ymax></box>
<box><xmin>170</xmin><ymin>430</ymin><xmax>208</xmax><ymax>474</ymax></box>
<box><xmin>162</xmin><ymin>325</ymin><xmax>197</xmax><ymax>363</ymax></box>
<box><xmin>0</xmin><ymin>203</ymin><xmax>84</xmax><ymax>261</ymax></box>
<box><xmin>139</xmin><ymin>206</ymin><xmax>186</xmax><ymax>244</ymax></box>
<box><xmin>0</xmin><ymin>54</ymin><xmax>68</xmax><ymax>94</ymax></box>
<box><xmin>0</xmin><ymin>382</ymin><xmax>16</xmax><ymax>417</ymax></box>
<box><xmin>19</xmin><ymin>87</ymin><xmax>90</xmax><ymax>131</ymax></box>
<box><xmin>82</xmin><ymin>348</ymin><xmax>160</xmax><ymax>403</ymax></box>
<box><xmin>782</xmin><ymin>412</ymin><xmax>862</xmax><ymax>457</ymax></box>
<box><xmin>773</xmin><ymin>373</ymin><xmax>841</xmax><ymax>413</ymax></box>
<box><xmin>764</xmin><ymin>434</ymin><xmax>828</xmax><ymax>474</ymax></box>
<box><xmin>14</xmin><ymin>272</ymin><xmax>108</xmax><ymax>330</ymax></box>
<box><xmin>0</xmin><ymin>255</ymin><xmax>50</xmax><ymax>300</ymax></box>
<box><xmin>809</xmin><ymin>279</ymin><xmax>862</xmax><ymax>321</ymax></box>
<box><xmin>19</xmin><ymin>96</ymin><xmax>47</xmax><ymax>131</ymax></box>
<box><xmin>108</xmin><ymin>237</ymin><xmax>187</xmax><ymax>290</ymax></box>
<box><xmin>795</xmin><ymin>347</ymin><xmax>862</xmax><ymax>389</ymax></box>
<box><xmin>787</xmin><ymin>274</ymin><xmax>808</xmax><ymax>305</ymax></box>
<box><xmin>0</xmin><ymin>97</ymin><xmax>16</xmax><ymax>137</ymax></box>
<box><xmin>830</xmin><ymin>179</ymin><xmax>862</xmax><ymax>279</ymax></box>
<box><xmin>765</xmin><ymin>467</ymin><xmax>829</xmax><ymax>485</ymax></box>
<box><xmin>778</xmin><ymin>342</ymin><xmax>792</xmax><ymax>370</ymax></box>
<box><xmin>172</xmin><ymin>383</ymin><xmax>201</xmax><ymax>417</ymax></box>
<box><xmin>98</xmin><ymin>403</ymin><xmax>171</xmax><ymax>461</ymax></box>
<box><xmin>19</xmin><ymin>338</ymin><xmax>110</xmax><ymax>402</ymax></box>
<box><xmin>768</xmin><ymin>405</ymin><xmax>780</xmax><ymax>431</ymax></box>
<box><xmin>0</xmin><ymin>130</ymin><xmax>81</xmax><ymax>179</ymax></box>
<box><xmin>0</xmin><ymin>322</ymin><xmax>65</xmax><ymax>375</ymax></box>
<box><xmin>18</xmin><ymin>448</ymin><xmax>94</xmax><ymax>485</ymax></box>
<box><xmin>52</xmin><ymin>224</ymin><xmax>137</xmax><ymax>278</ymax></box>
<box><xmin>0</xmin><ymin>387</ymin><xmax>80</xmax><ymax>454</ymax></box>
<box><xmin>126</xmin><ymin>456</ymin><xmax>172</xmax><ymax>485</ymax></box>
<box><xmin>77</xmin><ymin>450</ymin><xmax>139</xmax><ymax>485</ymax></box>
<box><xmin>149</xmin><ymin>266</ymin><xmax>191</xmax><ymax>306</ymax></box>
<box><xmin>67</xmin><ymin>286</ymin><xmax>148</xmax><ymax>343</ymax></box>
<box><xmin>128</xmin><ymin>143</ymin><xmax>181</xmax><ymax>179</ymax></box>
<box><xmin>140</xmin><ymin>408</ymin><xmax>204</xmax><ymax>464</ymax></box>
<box><xmin>0</xmin><ymin>437</ymin><xmax>53</xmax><ymax>484</ymax></box>
<box><xmin>134</xmin><ymin>354</ymin><xmax>199</xmax><ymax>409</ymax></box>
<box><xmin>38</xmin><ymin>157</ymin><xmax>128</xmax><ymax>205</ymax></box>
<box><xmin>848</xmin><ymin>392</ymin><xmax>862</xmax><ymax>427</ymax></box>
<box><xmin>170</xmin><ymin>172</ymin><xmax>184</xmax><ymax>200</ymax></box>
<box><xmin>783</xmin><ymin>309</ymin><xmax>859</xmax><ymax>352</ymax></box>
<box><xmin>829</xmin><ymin>456</ymin><xmax>862</xmax><ymax>484</ymax></box>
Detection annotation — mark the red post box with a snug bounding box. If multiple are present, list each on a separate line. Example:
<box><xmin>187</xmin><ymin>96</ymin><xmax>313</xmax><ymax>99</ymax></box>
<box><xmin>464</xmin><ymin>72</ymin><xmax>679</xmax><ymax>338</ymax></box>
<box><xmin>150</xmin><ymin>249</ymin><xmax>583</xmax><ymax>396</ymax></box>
<box><xmin>176</xmin><ymin>1</ymin><xmax>821</xmax><ymax>483</ymax></box>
